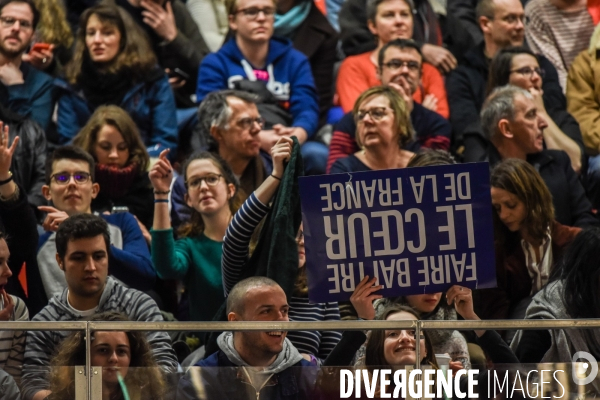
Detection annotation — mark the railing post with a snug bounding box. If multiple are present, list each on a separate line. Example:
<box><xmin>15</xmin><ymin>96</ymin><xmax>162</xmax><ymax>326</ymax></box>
<box><xmin>91</xmin><ymin>367</ymin><xmax>103</xmax><ymax>400</ymax></box>
<box><xmin>74</xmin><ymin>366</ymin><xmax>86</xmax><ymax>400</ymax></box>
<box><xmin>86</xmin><ymin>322</ymin><xmax>92</xmax><ymax>400</ymax></box>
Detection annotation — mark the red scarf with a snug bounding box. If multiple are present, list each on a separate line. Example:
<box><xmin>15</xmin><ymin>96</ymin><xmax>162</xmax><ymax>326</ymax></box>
<box><xmin>95</xmin><ymin>163</ymin><xmax>140</xmax><ymax>199</ymax></box>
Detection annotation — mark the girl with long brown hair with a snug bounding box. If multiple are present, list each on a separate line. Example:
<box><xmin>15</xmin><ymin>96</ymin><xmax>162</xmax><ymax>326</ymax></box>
<box><xmin>482</xmin><ymin>158</ymin><xmax>580</xmax><ymax>322</ymax></box>
<box><xmin>55</xmin><ymin>4</ymin><xmax>177</xmax><ymax>158</ymax></box>
<box><xmin>73</xmin><ymin>105</ymin><xmax>153</xmax><ymax>229</ymax></box>
<box><xmin>49</xmin><ymin>312</ymin><xmax>166</xmax><ymax>400</ymax></box>
<box><xmin>149</xmin><ymin>148</ymin><xmax>242</xmax><ymax>322</ymax></box>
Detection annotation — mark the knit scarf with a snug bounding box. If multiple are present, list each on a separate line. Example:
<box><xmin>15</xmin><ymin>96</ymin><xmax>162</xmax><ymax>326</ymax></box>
<box><xmin>274</xmin><ymin>1</ymin><xmax>311</xmax><ymax>38</ymax></box>
<box><xmin>79</xmin><ymin>56</ymin><xmax>133</xmax><ymax>108</ymax></box>
<box><xmin>95</xmin><ymin>163</ymin><xmax>139</xmax><ymax>200</ymax></box>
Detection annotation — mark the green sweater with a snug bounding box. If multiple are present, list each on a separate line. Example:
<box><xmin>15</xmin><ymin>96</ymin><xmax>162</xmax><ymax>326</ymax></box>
<box><xmin>151</xmin><ymin>229</ymin><xmax>224</xmax><ymax>321</ymax></box>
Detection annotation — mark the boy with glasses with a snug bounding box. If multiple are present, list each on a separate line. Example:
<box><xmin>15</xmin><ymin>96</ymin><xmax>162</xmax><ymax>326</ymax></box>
<box><xmin>35</xmin><ymin>146</ymin><xmax>155</xmax><ymax>300</ymax></box>
<box><xmin>196</xmin><ymin>0</ymin><xmax>327</xmax><ymax>175</ymax></box>
<box><xmin>0</xmin><ymin>0</ymin><xmax>55</xmax><ymax>130</ymax></box>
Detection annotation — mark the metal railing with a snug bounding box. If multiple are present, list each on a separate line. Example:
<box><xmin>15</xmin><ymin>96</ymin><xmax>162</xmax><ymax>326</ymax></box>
<box><xmin>5</xmin><ymin>318</ymin><xmax>598</xmax><ymax>399</ymax></box>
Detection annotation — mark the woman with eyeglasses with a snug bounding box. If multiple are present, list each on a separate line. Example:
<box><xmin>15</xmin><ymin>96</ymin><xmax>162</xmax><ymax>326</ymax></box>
<box><xmin>336</xmin><ymin>0</ymin><xmax>449</xmax><ymax>118</ymax></box>
<box><xmin>485</xmin><ymin>46</ymin><xmax>584</xmax><ymax>175</ymax></box>
<box><xmin>73</xmin><ymin>106</ymin><xmax>153</xmax><ymax>233</ymax></box>
<box><xmin>149</xmin><ymin>148</ymin><xmax>243</xmax><ymax>322</ymax></box>
<box><xmin>55</xmin><ymin>4</ymin><xmax>177</xmax><ymax>157</ymax></box>
<box><xmin>330</xmin><ymin>86</ymin><xmax>414</xmax><ymax>173</ymax></box>
<box><xmin>221</xmin><ymin>136</ymin><xmax>342</xmax><ymax>363</ymax></box>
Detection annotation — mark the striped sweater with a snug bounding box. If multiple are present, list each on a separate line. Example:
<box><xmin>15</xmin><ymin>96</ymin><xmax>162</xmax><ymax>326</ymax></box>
<box><xmin>222</xmin><ymin>193</ymin><xmax>342</xmax><ymax>361</ymax></box>
<box><xmin>0</xmin><ymin>295</ymin><xmax>28</xmax><ymax>385</ymax></box>
<box><xmin>21</xmin><ymin>277</ymin><xmax>178</xmax><ymax>400</ymax></box>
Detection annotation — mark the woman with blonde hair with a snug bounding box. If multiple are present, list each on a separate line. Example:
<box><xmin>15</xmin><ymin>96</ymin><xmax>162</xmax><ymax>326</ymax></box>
<box><xmin>480</xmin><ymin>158</ymin><xmax>581</xmax><ymax>322</ymax></box>
<box><xmin>73</xmin><ymin>105</ymin><xmax>153</xmax><ymax>229</ymax></box>
<box><xmin>55</xmin><ymin>4</ymin><xmax>177</xmax><ymax>157</ymax></box>
<box><xmin>49</xmin><ymin>312</ymin><xmax>166</xmax><ymax>400</ymax></box>
<box><xmin>23</xmin><ymin>0</ymin><xmax>73</xmax><ymax>75</ymax></box>
<box><xmin>330</xmin><ymin>85</ymin><xmax>414</xmax><ymax>173</ymax></box>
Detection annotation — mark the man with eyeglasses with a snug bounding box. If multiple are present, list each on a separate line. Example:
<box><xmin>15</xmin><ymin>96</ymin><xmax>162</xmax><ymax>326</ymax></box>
<box><xmin>33</xmin><ymin>146</ymin><xmax>155</xmax><ymax>301</ymax></box>
<box><xmin>445</xmin><ymin>0</ymin><xmax>565</xmax><ymax>149</ymax></box>
<box><xmin>195</xmin><ymin>0</ymin><xmax>326</xmax><ymax>175</ymax></box>
<box><xmin>0</xmin><ymin>0</ymin><xmax>54</xmax><ymax>131</ymax></box>
<box><xmin>327</xmin><ymin>39</ymin><xmax>452</xmax><ymax>173</ymax></box>
<box><xmin>171</xmin><ymin>90</ymin><xmax>272</xmax><ymax>227</ymax></box>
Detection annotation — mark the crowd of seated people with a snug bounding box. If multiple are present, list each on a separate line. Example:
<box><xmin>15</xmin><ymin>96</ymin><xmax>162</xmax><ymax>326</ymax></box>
<box><xmin>1</xmin><ymin>0</ymin><xmax>600</xmax><ymax>397</ymax></box>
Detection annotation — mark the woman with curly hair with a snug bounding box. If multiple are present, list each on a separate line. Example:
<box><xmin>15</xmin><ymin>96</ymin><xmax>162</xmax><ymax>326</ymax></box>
<box><xmin>55</xmin><ymin>4</ymin><xmax>177</xmax><ymax>157</ymax></box>
<box><xmin>49</xmin><ymin>312</ymin><xmax>166</xmax><ymax>400</ymax></box>
<box><xmin>73</xmin><ymin>105</ymin><xmax>153</xmax><ymax>230</ymax></box>
<box><xmin>480</xmin><ymin>158</ymin><xmax>581</xmax><ymax>323</ymax></box>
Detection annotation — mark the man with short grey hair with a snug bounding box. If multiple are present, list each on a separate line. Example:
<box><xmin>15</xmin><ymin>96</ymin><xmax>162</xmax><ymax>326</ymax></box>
<box><xmin>171</xmin><ymin>90</ymin><xmax>273</xmax><ymax>227</ymax></box>
<box><xmin>480</xmin><ymin>85</ymin><xmax>596</xmax><ymax>228</ymax></box>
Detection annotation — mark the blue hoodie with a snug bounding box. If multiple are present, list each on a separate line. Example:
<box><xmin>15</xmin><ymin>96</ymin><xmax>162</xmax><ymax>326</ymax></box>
<box><xmin>196</xmin><ymin>37</ymin><xmax>319</xmax><ymax>137</ymax></box>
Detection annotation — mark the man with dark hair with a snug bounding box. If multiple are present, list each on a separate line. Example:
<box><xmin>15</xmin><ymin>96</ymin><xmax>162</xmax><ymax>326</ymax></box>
<box><xmin>445</xmin><ymin>0</ymin><xmax>565</xmax><ymax>147</ymax></box>
<box><xmin>0</xmin><ymin>0</ymin><xmax>55</xmax><ymax>130</ymax></box>
<box><xmin>36</xmin><ymin>146</ymin><xmax>155</xmax><ymax>300</ymax></box>
<box><xmin>178</xmin><ymin>277</ymin><xmax>316</xmax><ymax>400</ymax></box>
<box><xmin>22</xmin><ymin>213</ymin><xmax>178</xmax><ymax>400</ymax></box>
<box><xmin>327</xmin><ymin>39</ymin><xmax>452</xmax><ymax>172</ymax></box>
<box><xmin>480</xmin><ymin>85</ymin><xmax>597</xmax><ymax>228</ymax></box>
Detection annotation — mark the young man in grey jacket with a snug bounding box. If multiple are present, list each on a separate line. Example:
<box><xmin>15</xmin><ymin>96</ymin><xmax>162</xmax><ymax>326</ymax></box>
<box><xmin>22</xmin><ymin>213</ymin><xmax>178</xmax><ymax>400</ymax></box>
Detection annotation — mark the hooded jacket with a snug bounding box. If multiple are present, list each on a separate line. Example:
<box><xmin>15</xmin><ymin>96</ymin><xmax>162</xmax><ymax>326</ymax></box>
<box><xmin>196</xmin><ymin>37</ymin><xmax>319</xmax><ymax>137</ymax></box>
<box><xmin>21</xmin><ymin>276</ymin><xmax>178</xmax><ymax>400</ymax></box>
<box><xmin>446</xmin><ymin>42</ymin><xmax>565</xmax><ymax>145</ymax></box>
<box><xmin>177</xmin><ymin>332</ymin><xmax>316</xmax><ymax>400</ymax></box>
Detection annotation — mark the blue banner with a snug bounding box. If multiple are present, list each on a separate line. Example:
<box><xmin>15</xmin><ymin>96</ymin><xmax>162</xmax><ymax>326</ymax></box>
<box><xmin>299</xmin><ymin>163</ymin><xmax>497</xmax><ymax>303</ymax></box>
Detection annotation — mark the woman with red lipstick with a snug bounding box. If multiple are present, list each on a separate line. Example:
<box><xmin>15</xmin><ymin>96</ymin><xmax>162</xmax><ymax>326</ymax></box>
<box><xmin>73</xmin><ymin>105</ymin><xmax>153</xmax><ymax>230</ymax></box>
<box><xmin>485</xmin><ymin>158</ymin><xmax>580</xmax><ymax>324</ymax></box>
<box><xmin>150</xmin><ymin>149</ymin><xmax>242</xmax><ymax>323</ymax></box>
<box><xmin>49</xmin><ymin>312</ymin><xmax>166</xmax><ymax>400</ymax></box>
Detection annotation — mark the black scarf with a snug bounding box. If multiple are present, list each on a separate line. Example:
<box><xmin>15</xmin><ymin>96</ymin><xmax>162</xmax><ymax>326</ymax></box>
<box><xmin>78</xmin><ymin>56</ymin><xmax>133</xmax><ymax>109</ymax></box>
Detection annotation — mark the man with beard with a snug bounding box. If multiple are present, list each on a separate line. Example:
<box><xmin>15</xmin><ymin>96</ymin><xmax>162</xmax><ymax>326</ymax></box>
<box><xmin>0</xmin><ymin>0</ymin><xmax>54</xmax><ymax>130</ymax></box>
<box><xmin>326</xmin><ymin>39</ymin><xmax>452</xmax><ymax>173</ymax></box>
<box><xmin>177</xmin><ymin>276</ymin><xmax>317</xmax><ymax>400</ymax></box>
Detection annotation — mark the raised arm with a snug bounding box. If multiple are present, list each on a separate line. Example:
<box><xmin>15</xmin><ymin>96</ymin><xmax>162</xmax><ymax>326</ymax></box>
<box><xmin>221</xmin><ymin>137</ymin><xmax>293</xmax><ymax>294</ymax></box>
<box><xmin>149</xmin><ymin>150</ymin><xmax>193</xmax><ymax>279</ymax></box>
